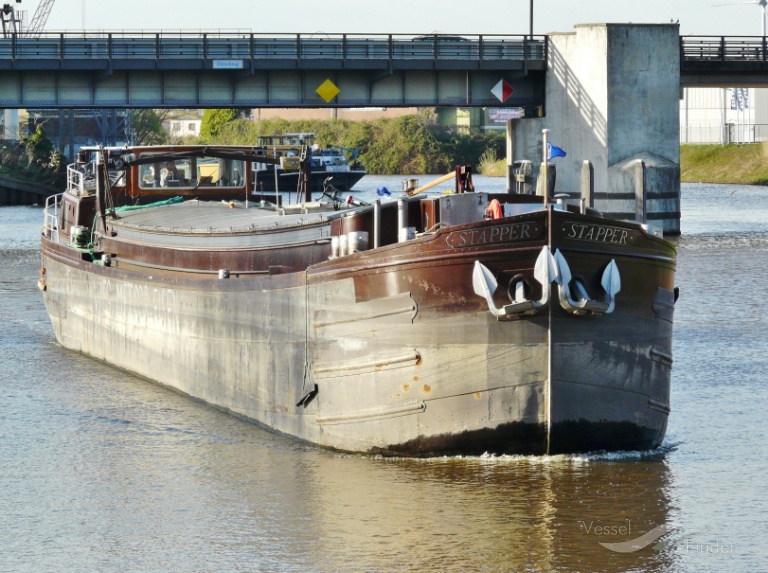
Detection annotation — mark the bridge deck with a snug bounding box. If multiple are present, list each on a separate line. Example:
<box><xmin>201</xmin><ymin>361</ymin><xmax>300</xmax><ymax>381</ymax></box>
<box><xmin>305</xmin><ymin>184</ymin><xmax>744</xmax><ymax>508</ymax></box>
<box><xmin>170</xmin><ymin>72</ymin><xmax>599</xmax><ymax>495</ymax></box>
<box><xmin>0</xmin><ymin>32</ymin><xmax>546</xmax><ymax>70</ymax></box>
<box><xmin>681</xmin><ymin>36</ymin><xmax>768</xmax><ymax>85</ymax></box>
<box><xmin>0</xmin><ymin>32</ymin><xmax>547</xmax><ymax>109</ymax></box>
<box><xmin>3</xmin><ymin>33</ymin><xmax>762</xmax><ymax>107</ymax></box>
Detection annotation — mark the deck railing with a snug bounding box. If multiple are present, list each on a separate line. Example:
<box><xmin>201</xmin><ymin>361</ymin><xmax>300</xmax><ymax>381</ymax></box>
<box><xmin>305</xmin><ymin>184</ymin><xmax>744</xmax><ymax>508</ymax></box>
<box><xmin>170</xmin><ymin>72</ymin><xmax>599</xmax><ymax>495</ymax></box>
<box><xmin>42</xmin><ymin>192</ymin><xmax>61</xmax><ymax>244</ymax></box>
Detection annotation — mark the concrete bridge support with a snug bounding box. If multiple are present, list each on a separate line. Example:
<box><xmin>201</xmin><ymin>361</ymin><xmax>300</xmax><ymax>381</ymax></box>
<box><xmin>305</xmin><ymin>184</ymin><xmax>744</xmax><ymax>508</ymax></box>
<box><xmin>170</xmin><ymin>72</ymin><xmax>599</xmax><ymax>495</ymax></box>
<box><xmin>510</xmin><ymin>23</ymin><xmax>681</xmax><ymax>235</ymax></box>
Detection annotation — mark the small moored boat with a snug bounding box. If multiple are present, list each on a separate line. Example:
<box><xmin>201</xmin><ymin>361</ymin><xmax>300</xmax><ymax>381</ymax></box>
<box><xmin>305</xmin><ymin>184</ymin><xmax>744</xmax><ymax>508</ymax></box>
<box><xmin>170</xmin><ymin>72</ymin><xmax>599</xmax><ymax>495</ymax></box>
<box><xmin>252</xmin><ymin>133</ymin><xmax>366</xmax><ymax>193</ymax></box>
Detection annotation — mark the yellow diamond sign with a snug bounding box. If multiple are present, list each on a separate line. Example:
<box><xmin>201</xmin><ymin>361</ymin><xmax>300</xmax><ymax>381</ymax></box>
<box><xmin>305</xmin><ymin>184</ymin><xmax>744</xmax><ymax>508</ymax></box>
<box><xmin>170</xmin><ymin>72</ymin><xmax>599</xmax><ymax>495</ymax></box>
<box><xmin>316</xmin><ymin>79</ymin><xmax>340</xmax><ymax>103</ymax></box>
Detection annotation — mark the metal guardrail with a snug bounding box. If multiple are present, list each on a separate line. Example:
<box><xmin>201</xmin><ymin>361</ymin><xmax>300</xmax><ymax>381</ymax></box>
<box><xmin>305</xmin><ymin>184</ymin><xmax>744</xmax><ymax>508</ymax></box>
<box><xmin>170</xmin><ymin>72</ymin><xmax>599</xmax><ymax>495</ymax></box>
<box><xmin>681</xmin><ymin>36</ymin><xmax>768</xmax><ymax>63</ymax></box>
<box><xmin>0</xmin><ymin>32</ymin><xmax>547</xmax><ymax>63</ymax></box>
<box><xmin>6</xmin><ymin>34</ymin><xmax>765</xmax><ymax>73</ymax></box>
<box><xmin>42</xmin><ymin>192</ymin><xmax>61</xmax><ymax>244</ymax></box>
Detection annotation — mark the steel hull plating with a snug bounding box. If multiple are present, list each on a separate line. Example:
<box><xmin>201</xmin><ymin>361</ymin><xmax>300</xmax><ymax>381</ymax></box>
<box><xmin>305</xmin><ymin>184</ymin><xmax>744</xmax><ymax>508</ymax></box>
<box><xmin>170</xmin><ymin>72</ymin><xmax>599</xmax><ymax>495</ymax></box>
<box><xmin>41</xmin><ymin>253</ymin><xmax>551</xmax><ymax>455</ymax></box>
<box><xmin>41</xmin><ymin>206</ymin><xmax>675</xmax><ymax>456</ymax></box>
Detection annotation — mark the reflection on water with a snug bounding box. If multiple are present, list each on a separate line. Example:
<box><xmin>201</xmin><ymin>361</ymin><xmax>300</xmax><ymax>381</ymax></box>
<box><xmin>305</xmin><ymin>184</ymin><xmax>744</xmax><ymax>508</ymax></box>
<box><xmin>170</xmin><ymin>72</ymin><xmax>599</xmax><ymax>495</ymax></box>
<box><xmin>299</xmin><ymin>452</ymin><xmax>675</xmax><ymax>573</ymax></box>
<box><xmin>0</xmin><ymin>340</ymin><xmax>677</xmax><ymax>573</ymax></box>
<box><xmin>1</xmin><ymin>183</ymin><xmax>766</xmax><ymax>572</ymax></box>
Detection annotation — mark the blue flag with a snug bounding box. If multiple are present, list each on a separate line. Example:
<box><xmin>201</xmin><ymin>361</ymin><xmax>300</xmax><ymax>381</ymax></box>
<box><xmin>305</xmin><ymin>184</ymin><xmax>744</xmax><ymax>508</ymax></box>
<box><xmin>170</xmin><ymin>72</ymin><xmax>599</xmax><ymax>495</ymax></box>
<box><xmin>547</xmin><ymin>142</ymin><xmax>567</xmax><ymax>160</ymax></box>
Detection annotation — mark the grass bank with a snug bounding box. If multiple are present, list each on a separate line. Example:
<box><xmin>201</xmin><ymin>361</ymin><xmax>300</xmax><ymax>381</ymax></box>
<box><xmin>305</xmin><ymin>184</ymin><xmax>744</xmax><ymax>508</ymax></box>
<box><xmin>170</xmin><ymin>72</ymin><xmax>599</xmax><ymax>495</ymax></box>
<box><xmin>479</xmin><ymin>143</ymin><xmax>768</xmax><ymax>184</ymax></box>
<box><xmin>680</xmin><ymin>143</ymin><xmax>768</xmax><ymax>185</ymax></box>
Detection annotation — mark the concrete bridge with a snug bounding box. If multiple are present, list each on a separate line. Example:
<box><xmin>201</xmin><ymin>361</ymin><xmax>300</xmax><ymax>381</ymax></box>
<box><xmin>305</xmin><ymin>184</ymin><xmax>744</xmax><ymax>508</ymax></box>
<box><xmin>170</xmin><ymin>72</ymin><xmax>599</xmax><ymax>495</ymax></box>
<box><xmin>0</xmin><ymin>32</ymin><xmax>547</xmax><ymax>109</ymax></box>
<box><xmin>0</xmin><ymin>31</ymin><xmax>762</xmax><ymax>109</ymax></box>
<box><xmin>681</xmin><ymin>35</ymin><xmax>768</xmax><ymax>86</ymax></box>
<box><xmin>6</xmin><ymin>25</ymin><xmax>766</xmax><ymax>232</ymax></box>
<box><xmin>509</xmin><ymin>24</ymin><xmax>682</xmax><ymax>234</ymax></box>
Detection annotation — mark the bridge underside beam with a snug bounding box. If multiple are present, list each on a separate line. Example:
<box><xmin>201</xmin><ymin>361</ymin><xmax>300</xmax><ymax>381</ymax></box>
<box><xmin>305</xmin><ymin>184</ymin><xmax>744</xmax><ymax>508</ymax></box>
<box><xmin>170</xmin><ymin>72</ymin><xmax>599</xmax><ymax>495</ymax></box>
<box><xmin>0</xmin><ymin>69</ymin><xmax>545</xmax><ymax>109</ymax></box>
<box><xmin>681</xmin><ymin>72</ymin><xmax>768</xmax><ymax>88</ymax></box>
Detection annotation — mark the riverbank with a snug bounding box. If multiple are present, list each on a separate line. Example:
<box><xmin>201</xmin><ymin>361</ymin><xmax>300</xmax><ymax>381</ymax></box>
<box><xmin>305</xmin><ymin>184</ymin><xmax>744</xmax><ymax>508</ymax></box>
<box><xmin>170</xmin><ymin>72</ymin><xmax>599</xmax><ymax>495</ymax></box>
<box><xmin>680</xmin><ymin>143</ymin><xmax>768</xmax><ymax>185</ymax></box>
<box><xmin>0</xmin><ymin>175</ymin><xmax>58</xmax><ymax>205</ymax></box>
<box><xmin>479</xmin><ymin>143</ymin><xmax>768</xmax><ymax>185</ymax></box>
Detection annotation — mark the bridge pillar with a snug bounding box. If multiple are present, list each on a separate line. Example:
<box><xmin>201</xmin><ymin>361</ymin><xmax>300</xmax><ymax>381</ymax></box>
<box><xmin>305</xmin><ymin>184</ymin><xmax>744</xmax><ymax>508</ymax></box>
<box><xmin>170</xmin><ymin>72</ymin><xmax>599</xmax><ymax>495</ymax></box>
<box><xmin>511</xmin><ymin>23</ymin><xmax>681</xmax><ymax>235</ymax></box>
<box><xmin>2</xmin><ymin>109</ymin><xmax>20</xmax><ymax>140</ymax></box>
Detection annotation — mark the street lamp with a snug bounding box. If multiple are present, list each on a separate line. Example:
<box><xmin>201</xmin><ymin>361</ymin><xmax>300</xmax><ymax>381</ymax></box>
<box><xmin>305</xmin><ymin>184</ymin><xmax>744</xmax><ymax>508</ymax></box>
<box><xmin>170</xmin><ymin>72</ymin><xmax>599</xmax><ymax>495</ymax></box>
<box><xmin>530</xmin><ymin>0</ymin><xmax>534</xmax><ymax>38</ymax></box>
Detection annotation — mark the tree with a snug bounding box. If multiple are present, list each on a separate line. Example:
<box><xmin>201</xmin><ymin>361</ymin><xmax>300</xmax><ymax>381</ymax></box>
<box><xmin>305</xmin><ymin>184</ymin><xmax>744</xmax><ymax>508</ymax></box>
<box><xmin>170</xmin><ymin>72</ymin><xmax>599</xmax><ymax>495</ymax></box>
<box><xmin>25</xmin><ymin>125</ymin><xmax>54</xmax><ymax>166</ymax></box>
<box><xmin>214</xmin><ymin>119</ymin><xmax>261</xmax><ymax>145</ymax></box>
<box><xmin>359</xmin><ymin>115</ymin><xmax>449</xmax><ymax>174</ymax></box>
<box><xmin>200</xmin><ymin>109</ymin><xmax>243</xmax><ymax>141</ymax></box>
<box><xmin>130</xmin><ymin>109</ymin><xmax>169</xmax><ymax>146</ymax></box>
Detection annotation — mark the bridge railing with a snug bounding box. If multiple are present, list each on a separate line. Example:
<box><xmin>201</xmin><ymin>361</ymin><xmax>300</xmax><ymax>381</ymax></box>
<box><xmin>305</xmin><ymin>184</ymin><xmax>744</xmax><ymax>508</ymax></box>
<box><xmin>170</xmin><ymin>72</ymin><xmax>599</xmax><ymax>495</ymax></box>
<box><xmin>681</xmin><ymin>35</ymin><xmax>768</xmax><ymax>62</ymax></box>
<box><xmin>0</xmin><ymin>31</ymin><xmax>547</xmax><ymax>63</ymax></box>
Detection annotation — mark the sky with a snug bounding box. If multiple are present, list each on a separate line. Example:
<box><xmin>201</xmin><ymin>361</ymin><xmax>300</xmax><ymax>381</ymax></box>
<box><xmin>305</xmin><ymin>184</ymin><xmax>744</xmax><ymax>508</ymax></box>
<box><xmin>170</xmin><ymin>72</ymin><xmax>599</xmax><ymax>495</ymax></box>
<box><xmin>20</xmin><ymin>0</ymin><xmax>768</xmax><ymax>38</ymax></box>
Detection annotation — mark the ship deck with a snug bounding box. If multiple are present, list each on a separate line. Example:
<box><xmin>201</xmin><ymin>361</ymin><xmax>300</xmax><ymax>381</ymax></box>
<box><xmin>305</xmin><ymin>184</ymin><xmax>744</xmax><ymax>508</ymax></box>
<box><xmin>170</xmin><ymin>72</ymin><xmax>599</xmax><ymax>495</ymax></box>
<box><xmin>108</xmin><ymin>199</ymin><xmax>343</xmax><ymax>248</ymax></box>
<box><xmin>113</xmin><ymin>199</ymin><xmax>342</xmax><ymax>234</ymax></box>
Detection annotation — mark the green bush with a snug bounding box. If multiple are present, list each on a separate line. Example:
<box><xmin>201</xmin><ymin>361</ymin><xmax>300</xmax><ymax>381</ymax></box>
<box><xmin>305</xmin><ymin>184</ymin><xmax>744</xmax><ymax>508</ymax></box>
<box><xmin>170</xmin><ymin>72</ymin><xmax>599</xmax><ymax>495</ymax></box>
<box><xmin>0</xmin><ymin>133</ymin><xmax>63</xmax><ymax>187</ymax></box>
<box><xmin>199</xmin><ymin>111</ymin><xmax>507</xmax><ymax>175</ymax></box>
<box><xmin>25</xmin><ymin>125</ymin><xmax>54</xmax><ymax>166</ymax></box>
<box><xmin>200</xmin><ymin>109</ymin><xmax>245</xmax><ymax>140</ymax></box>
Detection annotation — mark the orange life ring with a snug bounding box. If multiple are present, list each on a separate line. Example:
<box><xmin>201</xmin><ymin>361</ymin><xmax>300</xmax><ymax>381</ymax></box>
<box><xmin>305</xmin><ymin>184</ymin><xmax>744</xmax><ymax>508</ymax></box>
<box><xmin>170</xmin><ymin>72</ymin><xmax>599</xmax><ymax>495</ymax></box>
<box><xmin>485</xmin><ymin>199</ymin><xmax>503</xmax><ymax>220</ymax></box>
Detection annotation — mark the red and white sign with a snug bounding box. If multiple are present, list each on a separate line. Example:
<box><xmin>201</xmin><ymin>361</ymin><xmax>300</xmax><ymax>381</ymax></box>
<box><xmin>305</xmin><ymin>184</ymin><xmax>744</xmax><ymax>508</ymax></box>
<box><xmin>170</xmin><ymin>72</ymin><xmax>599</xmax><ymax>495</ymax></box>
<box><xmin>491</xmin><ymin>79</ymin><xmax>514</xmax><ymax>103</ymax></box>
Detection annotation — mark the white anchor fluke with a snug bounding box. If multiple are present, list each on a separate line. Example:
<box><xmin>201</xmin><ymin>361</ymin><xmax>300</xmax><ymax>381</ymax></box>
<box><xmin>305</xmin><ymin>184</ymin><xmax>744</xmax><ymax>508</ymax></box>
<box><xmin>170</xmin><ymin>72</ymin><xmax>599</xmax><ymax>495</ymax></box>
<box><xmin>472</xmin><ymin>259</ymin><xmax>500</xmax><ymax>299</ymax></box>
<box><xmin>553</xmin><ymin>249</ymin><xmax>620</xmax><ymax>315</ymax></box>
<box><xmin>534</xmin><ymin>244</ymin><xmax>559</xmax><ymax>287</ymax></box>
<box><xmin>601</xmin><ymin>258</ymin><xmax>621</xmax><ymax>296</ymax></box>
<box><xmin>472</xmin><ymin>260</ymin><xmax>507</xmax><ymax>319</ymax></box>
<box><xmin>553</xmin><ymin>249</ymin><xmax>570</xmax><ymax>286</ymax></box>
<box><xmin>600</xmin><ymin>258</ymin><xmax>621</xmax><ymax>313</ymax></box>
<box><xmin>473</xmin><ymin>246</ymin><xmax>557</xmax><ymax>320</ymax></box>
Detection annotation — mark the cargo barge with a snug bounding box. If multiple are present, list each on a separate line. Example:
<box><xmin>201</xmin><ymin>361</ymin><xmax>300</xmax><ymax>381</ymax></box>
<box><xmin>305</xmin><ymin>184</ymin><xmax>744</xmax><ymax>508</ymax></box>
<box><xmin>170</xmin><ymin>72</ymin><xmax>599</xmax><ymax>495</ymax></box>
<box><xmin>39</xmin><ymin>145</ymin><xmax>676</xmax><ymax>455</ymax></box>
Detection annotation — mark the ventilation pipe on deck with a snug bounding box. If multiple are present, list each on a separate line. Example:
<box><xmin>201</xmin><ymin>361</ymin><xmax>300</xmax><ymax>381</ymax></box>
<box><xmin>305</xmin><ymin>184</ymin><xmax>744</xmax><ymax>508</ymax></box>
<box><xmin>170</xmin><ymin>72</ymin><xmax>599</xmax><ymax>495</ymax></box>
<box><xmin>398</xmin><ymin>198</ymin><xmax>409</xmax><ymax>242</ymax></box>
<box><xmin>506</xmin><ymin>118</ymin><xmax>515</xmax><ymax>194</ymax></box>
<box><xmin>513</xmin><ymin>160</ymin><xmax>534</xmax><ymax>194</ymax></box>
<box><xmin>536</xmin><ymin>163</ymin><xmax>556</xmax><ymax>198</ymax></box>
<box><xmin>635</xmin><ymin>159</ymin><xmax>647</xmax><ymax>225</ymax></box>
<box><xmin>347</xmin><ymin>232</ymin><xmax>369</xmax><ymax>253</ymax></box>
<box><xmin>581</xmin><ymin>160</ymin><xmax>594</xmax><ymax>215</ymax></box>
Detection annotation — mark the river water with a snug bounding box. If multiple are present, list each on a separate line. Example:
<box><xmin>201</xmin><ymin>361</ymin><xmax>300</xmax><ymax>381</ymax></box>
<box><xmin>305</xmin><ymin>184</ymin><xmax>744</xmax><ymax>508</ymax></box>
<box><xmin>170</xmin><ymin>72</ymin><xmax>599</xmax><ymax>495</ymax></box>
<box><xmin>1</xmin><ymin>178</ymin><xmax>766</xmax><ymax>572</ymax></box>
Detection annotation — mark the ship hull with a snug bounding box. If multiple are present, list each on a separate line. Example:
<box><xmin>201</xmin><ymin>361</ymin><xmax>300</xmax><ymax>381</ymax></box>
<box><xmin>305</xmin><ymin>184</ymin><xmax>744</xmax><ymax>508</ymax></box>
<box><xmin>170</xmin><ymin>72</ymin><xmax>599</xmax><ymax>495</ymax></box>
<box><xmin>41</xmin><ymin>246</ymin><xmax>550</xmax><ymax>455</ymax></box>
<box><xmin>41</xmin><ymin>207</ymin><xmax>675</xmax><ymax>456</ymax></box>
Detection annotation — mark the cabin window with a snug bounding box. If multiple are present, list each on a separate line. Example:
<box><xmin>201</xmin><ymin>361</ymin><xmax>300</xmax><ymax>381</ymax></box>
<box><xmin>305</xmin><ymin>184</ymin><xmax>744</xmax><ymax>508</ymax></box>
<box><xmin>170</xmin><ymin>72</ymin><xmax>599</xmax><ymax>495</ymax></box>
<box><xmin>137</xmin><ymin>156</ymin><xmax>245</xmax><ymax>190</ymax></box>
<box><xmin>197</xmin><ymin>158</ymin><xmax>245</xmax><ymax>187</ymax></box>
